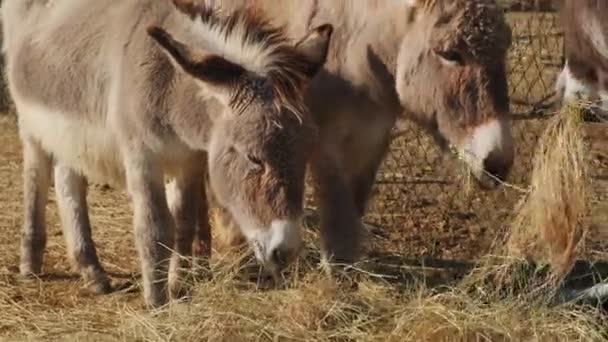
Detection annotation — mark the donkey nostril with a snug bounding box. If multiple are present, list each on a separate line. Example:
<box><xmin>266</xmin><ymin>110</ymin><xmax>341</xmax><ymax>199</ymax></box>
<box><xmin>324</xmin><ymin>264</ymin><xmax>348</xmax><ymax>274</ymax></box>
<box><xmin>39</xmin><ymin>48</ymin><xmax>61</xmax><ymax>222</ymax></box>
<box><xmin>270</xmin><ymin>248</ymin><xmax>288</xmax><ymax>269</ymax></box>
<box><xmin>483</xmin><ymin>152</ymin><xmax>509</xmax><ymax>182</ymax></box>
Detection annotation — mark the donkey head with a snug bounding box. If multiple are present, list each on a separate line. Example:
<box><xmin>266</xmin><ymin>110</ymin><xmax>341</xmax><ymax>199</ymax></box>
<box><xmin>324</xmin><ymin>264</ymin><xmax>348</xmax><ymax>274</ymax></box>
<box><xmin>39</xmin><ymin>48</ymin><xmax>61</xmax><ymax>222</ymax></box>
<box><xmin>149</xmin><ymin>2</ymin><xmax>332</xmax><ymax>275</ymax></box>
<box><xmin>396</xmin><ymin>0</ymin><xmax>514</xmax><ymax>188</ymax></box>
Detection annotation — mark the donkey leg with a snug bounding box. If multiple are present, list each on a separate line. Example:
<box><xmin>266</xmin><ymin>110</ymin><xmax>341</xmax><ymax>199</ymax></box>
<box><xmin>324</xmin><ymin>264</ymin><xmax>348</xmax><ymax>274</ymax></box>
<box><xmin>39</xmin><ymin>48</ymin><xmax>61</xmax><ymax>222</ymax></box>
<box><xmin>125</xmin><ymin>154</ymin><xmax>174</xmax><ymax>309</ymax></box>
<box><xmin>191</xmin><ymin>175</ymin><xmax>215</xmax><ymax>282</ymax></box>
<box><xmin>54</xmin><ymin>164</ymin><xmax>111</xmax><ymax>294</ymax></box>
<box><xmin>192</xmin><ymin>168</ymin><xmax>212</xmax><ymax>261</ymax></box>
<box><xmin>310</xmin><ymin>149</ymin><xmax>361</xmax><ymax>266</ymax></box>
<box><xmin>600</xmin><ymin>91</ymin><xmax>608</xmax><ymax>116</ymax></box>
<box><xmin>204</xmin><ymin>173</ymin><xmax>245</xmax><ymax>249</ymax></box>
<box><xmin>350</xmin><ymin>127</ymin><xmax>393</xmax><ymax>217</ymax></box>
<box><xmin>212</xmin><ymin>205</ymin><xmax>246</xmax><ymax>248</ymax></box>
<box><xmin>20</xmin><ymin>138</ymin><xmax>52</xmax><ymax>277</ymax></box>
<box><xmin>599</xmin><ymin>74</ymin><xmax>608</xmax><ymax>114</ymax></box>
<box><xmin>166</xmin><ymin>169</ymin><xmax>202</xmax><ymax>299</ymax></box>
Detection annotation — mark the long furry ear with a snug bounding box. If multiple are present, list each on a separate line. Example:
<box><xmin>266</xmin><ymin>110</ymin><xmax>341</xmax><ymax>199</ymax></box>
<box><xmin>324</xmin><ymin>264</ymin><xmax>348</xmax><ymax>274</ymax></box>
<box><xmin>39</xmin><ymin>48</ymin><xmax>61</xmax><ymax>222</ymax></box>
<box><xmin>147</xmin><ymin>26</ymin><xmax>245</xmax><ymax>85</ymax></box>
<box><xmin>293</xmin><ymin>24</ymin><xmax>333</xmax><ymax>78</ymax></box>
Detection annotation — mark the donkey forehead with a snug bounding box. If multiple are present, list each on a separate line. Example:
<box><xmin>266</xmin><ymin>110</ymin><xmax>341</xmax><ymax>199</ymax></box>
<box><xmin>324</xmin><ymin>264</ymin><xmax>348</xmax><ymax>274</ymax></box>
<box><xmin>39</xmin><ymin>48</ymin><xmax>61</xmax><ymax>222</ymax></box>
<box><xmin>229</xmin><ymin>109</ymin><xmax>304</xmax><ymax>145</ymax></box>
<box><xmin>229</xmin><ymin>77</ymin><xmax>300</xmax><ymax>112</ymax></box>
<box><xmin>231</xmin><ymin>76</ymin><xmax>275</xmax><ymax>104</ymax></box>
<box><xmin>428</xmin><ymin>0</ymin><xmax>511</xmax><ymax>57</ymax></box>
<box><xmin>228</xmin><ymin>78</ymin><xmax>308</xmax><ymax>127</ymax></box>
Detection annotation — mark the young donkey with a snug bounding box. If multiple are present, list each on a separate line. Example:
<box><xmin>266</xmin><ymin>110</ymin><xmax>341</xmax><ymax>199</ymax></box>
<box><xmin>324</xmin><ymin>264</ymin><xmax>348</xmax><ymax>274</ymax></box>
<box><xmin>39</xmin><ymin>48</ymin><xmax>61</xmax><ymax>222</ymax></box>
<box><xmin>204</xmin><ymin>0</ymin><xmax>516</xmax><ymax>263</ymax></box>
<box><xmin>2</xmin><ymin>0</ymin><xmax>332</xmax><ymax>308</ymax></box>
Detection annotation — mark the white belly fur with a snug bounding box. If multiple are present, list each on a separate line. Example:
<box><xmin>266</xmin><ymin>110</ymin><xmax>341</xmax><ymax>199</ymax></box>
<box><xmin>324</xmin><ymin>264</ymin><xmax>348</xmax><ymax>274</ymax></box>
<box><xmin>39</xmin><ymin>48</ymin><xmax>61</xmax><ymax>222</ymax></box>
<box><xmin>17</xmin><ymin>101</ymin><xmax>126</xmax><ymax>187</ymax></box>
<box><xmin>17</xmin><ymin>100</ymin><xmax>200</xmax><ymax>189</ymax></box>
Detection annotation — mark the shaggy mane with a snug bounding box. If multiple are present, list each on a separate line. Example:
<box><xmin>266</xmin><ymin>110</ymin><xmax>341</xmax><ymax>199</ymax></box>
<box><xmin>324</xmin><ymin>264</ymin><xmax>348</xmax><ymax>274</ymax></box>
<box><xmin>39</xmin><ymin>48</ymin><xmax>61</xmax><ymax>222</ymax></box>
<box><xmin>415</xmin><ymin>0</ymin><xmax>511</xmax><ymax>62</ymax></box>
<box><xmin>172</xmin><ymin>2</ymin><xmax>317</xmax><ymax>118</ymax></box>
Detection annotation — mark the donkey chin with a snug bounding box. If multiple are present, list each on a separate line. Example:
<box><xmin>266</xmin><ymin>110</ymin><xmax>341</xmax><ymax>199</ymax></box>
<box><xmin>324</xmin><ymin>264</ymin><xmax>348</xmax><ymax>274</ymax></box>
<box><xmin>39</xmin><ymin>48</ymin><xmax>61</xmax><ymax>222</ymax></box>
<box><xmin>457</xmin><ymin>118</ymin><xmax>514</xmax><ymax>190</ymax></box>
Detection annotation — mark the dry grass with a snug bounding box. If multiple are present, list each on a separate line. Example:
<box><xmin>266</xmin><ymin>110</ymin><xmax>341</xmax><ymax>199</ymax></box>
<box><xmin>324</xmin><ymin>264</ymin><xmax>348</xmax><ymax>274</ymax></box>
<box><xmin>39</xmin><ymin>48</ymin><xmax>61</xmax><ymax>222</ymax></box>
<box><xmin>112</xmin><ymin>266</ymin><xmax>607</xmax><ymax>342</ymax></box>
<box><xmin>507</xmin><ymin>102</ymin><xmax>589</xmax><ymax>280</ymax></box>
<box><xmin>2</xmin><ymin>248</ymin><xmax>607</xmax><ymax>342</ymax></box>
<box><xmin>2</xmin><ymin>206</ymin><xmax>607</xmax><ymax>342</ymax></box>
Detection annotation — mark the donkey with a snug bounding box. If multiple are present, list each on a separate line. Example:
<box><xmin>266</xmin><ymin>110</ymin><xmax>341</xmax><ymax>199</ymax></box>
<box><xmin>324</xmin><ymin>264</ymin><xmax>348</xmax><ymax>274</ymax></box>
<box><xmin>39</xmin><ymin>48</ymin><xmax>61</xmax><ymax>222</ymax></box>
<box><xmin>199</xmin><ymin>0</ymin><xmax>516</xmax><ymax>265</ymax></box>
<box><xmin>2</xmin><ymin>0</ymin><xmax>332</xmax><ymax>308</ymax></box>
<box><xmin>555</xmin><ymin>0</ymin><xmax>608</xmax><ymax>115</ymax></box>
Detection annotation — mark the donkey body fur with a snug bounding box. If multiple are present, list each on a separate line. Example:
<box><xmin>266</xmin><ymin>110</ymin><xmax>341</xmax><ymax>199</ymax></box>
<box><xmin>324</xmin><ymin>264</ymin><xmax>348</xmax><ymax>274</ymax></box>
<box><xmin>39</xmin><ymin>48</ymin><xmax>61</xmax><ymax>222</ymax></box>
<box><xmin>2</xmin><ymin>0</ymin><xmax>332</xmax><ymax>308</ymax></box>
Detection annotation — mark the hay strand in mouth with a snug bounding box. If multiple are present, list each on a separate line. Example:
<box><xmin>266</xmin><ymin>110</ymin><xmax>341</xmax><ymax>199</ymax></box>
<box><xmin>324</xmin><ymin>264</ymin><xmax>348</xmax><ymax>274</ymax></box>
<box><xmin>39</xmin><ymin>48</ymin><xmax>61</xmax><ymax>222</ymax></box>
<box><xmin>507</xmin><ymin>101</ymin><xmax>589</xmax><ymax>281</ymax></box>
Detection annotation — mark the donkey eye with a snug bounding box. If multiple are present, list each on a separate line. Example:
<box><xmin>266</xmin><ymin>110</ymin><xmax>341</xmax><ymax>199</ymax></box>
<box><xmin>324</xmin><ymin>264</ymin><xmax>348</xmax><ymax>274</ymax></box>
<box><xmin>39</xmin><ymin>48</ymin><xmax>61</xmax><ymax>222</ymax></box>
<box><xmin>246</xmin><ymin>154</ymin><xmax>264</xmax><ymax>170</ymax></box>
<box><xmin>436</xmin><ymin>50</ymin><xmax>463</xmax><ymax>65</ymax></box>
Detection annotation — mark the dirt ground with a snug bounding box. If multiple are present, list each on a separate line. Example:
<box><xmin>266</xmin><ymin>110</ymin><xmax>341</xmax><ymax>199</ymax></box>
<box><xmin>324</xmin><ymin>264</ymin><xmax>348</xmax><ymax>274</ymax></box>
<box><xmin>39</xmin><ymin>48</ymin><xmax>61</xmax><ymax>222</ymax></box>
<box><xmin>0</xmin><ymin>9</ymin><xmax>606</xmax><ymax>341</ymax></box>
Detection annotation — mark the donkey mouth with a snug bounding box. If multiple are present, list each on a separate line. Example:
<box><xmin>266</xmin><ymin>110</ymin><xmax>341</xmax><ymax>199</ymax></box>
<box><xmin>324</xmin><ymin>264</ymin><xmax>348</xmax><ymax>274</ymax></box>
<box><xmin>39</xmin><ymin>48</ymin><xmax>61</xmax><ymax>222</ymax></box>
<box><xmin>474</xmin><ymin>173</ymin><xmax>503</xmax><ymax>190</ymax></box>
<box><xmin>472</xmin><ymin>162</ymin><xmax>512</xmax><ymax>190</ymax></box>
<box><xmin>456</xmin><ymin>118</ymin><xmax>514</xmax><ymax>190</ymax></box>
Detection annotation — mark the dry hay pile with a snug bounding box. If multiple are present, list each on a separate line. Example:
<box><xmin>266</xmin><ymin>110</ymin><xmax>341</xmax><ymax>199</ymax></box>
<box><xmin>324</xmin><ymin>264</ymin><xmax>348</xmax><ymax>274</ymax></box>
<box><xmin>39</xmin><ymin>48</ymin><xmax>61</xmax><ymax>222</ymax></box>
<box><xmin>506</xmin><ymin>102</ymin><xmax>589</xmax><ymax>280</ymax></box>
<box><xmin>1</xmin><ymin>244</ymin><xmax>606</xmax><ymax>342</ymax></box>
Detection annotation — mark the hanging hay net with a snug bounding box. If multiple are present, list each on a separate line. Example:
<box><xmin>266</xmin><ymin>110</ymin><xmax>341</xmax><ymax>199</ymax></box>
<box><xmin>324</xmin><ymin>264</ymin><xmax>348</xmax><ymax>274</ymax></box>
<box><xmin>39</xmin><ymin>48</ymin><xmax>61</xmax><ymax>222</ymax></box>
<box><xmin>506</xmin><ymin>101</ymin><xmax>589</xmax><ymax>281</ymax></box>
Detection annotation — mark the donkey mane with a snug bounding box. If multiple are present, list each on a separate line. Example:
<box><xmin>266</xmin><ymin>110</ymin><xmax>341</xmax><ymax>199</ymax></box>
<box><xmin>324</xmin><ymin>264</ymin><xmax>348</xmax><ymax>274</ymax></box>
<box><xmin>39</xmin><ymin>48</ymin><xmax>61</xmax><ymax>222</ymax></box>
<box><xmin>413</xmin><ymin>0</ymin><xmax>510</xmax><ymax>62</ymax></box>
<box><xmin>455</xmin><ymin>0</ymin><xmax>511</xmax><ymax>61</ymax></box>
<box><xmin>173</xmin><ymin>2</ymin><xmax>318</xmax><ymax>118</ymax></box>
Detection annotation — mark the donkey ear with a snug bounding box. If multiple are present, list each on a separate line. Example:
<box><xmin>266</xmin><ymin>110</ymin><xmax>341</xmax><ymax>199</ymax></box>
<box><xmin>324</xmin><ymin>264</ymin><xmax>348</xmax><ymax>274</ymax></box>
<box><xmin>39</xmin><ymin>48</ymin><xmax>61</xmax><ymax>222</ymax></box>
<box><xmin>294</xmin><ymin>24</ymin><xmax>333</xmax><ymax>78</ymax></box>
<box><xmin>148</xmin><ymin>26</ymin><xmax>245</xmax><ymax>86</ymax></box>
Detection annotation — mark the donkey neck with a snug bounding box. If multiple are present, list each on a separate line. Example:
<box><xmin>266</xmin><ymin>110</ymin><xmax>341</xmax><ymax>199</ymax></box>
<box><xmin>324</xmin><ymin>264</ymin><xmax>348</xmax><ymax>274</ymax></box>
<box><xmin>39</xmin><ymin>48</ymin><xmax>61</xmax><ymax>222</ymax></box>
<box><xmin>311</xmin><ymin>1</ymin><xmax>410</xmax><ymax>109</ymax></box>
<box><xmin>317</xmin><ymin>1</ymin><xmax>407</xmax><ymax>65</ymax></box>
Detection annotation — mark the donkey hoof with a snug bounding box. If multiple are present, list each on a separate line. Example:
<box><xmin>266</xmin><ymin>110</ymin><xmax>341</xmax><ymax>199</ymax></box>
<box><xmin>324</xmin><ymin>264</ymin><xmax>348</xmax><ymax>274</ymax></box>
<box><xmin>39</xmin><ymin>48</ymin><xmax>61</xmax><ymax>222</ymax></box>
<box><xmin>169</xmin><ymin>281</ymin><xmax>192</xmax><ymax>301</ymax></box>
<box><xmin>85</xmin><ymin>277</ymin><xmax>113</xmax><ymax>295</ymax></box>
<box><xmin>145</xmin><ymin>296</ymin><xmax>169</xmax><ymax>311</ymax></box>
<box><xmin>143</xmin><ymin>286</ymin><xmax>169</xmax><ymax>310</ymax></box>
<box><xmin>83</xmin><ymin>271</ymin><xmax>113</xmax><ymax>295</ymax></box>
<box><xmin>19</xmin><ymin>264</ymin><xmax>42</xmax><ymax>279</ymax></box>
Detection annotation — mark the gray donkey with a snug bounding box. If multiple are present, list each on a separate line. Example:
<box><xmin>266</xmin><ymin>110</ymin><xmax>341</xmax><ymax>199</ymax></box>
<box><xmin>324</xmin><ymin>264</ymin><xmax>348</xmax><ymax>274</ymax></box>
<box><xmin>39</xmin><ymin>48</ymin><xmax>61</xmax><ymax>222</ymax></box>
<box><xmin>201</xmin><ymin>0</ymin><xmax>516</xmax><ymax>266</ymax></box>
<box><xmin>2</xmin><ymin>0</ymin><xmax>333</xmax><ymax>308</ymax></box>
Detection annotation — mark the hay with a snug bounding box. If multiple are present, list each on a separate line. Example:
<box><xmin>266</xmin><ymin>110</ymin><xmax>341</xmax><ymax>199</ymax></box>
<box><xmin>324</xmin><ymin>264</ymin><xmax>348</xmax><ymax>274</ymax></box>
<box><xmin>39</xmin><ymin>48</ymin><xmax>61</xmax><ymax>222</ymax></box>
<box><xmin>0</xmin><ymin>106</ymin><xmax>606</xmax><ymax>342</ymax></box>
<box><xmin>4</xmin><ymin>258</ymin><xmax>606</xmax><ymax>342</ymax></box>
<box><xmin>210</xmin><ymin>207</ymin><xmax>246</xmax><ymax>251</ymax></box>
<box><xmin>507</xmin><ymin>102</ymin><xmax>589</xmax><ymax>281</ymax></box>
<box><xmin>111</xmin><ymin>268</ymin><xmax>607</xmax><ymax>342</ymax></box>
<box><xmin>3</xmin><ymin>205</ymin><xmax>606</xmax><ymax>342</ymax></box>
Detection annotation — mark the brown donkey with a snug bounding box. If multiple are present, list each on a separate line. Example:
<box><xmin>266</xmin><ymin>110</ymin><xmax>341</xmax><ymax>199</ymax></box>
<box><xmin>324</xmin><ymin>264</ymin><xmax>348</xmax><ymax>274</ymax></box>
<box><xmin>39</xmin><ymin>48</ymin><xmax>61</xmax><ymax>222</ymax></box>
<box><xmin>2</xmin><ymin>0</ymin><xmax>332</xmax><ymax>308</ymax></box>
<box><xmin>203</xmin><ymin>0</ymin><xmax>516</xmax><ymax>265</ymax></box>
